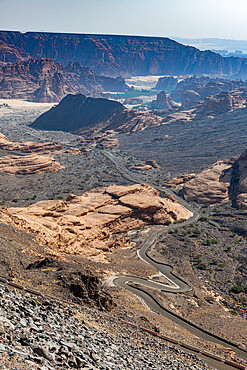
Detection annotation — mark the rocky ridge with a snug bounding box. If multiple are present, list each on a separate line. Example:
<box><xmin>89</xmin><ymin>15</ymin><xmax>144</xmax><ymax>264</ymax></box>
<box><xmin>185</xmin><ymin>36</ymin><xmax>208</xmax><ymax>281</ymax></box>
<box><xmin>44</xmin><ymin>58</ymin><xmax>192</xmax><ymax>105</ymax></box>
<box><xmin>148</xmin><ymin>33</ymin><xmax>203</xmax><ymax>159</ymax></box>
<box><xmin>0</xmin><ymin>132</ymin><xmax>80</xmax><ymax>155</ymax></box>
<box><xmin>31</xmin><ymin>94</ymin><xmax>165</xmax><ymax>144</ymax></box>
<box><xmin>0</xmin><ymin>184</ymin><xmax>192</xmax><ymax>262</ymax></box>
<box><xmin>0</xmin><ymin>58</ymin><xmax>130</xmax><ymax>102</ymax></box>
<box><xmin>0</xmin><ymin>154</ymin><xmax>64</xmax><ymax>175</ymax></box>
<box><xmin>1</xmin><ymin>31</ymin><xmax>247</xmax><ymax>78</ymax></box>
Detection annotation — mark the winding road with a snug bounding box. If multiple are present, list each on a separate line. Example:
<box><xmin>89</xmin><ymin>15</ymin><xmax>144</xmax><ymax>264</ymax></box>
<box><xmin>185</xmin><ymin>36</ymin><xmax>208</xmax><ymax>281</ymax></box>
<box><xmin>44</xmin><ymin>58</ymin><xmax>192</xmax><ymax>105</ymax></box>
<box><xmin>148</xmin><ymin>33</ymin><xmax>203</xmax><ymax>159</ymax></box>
<box><xmin>103</xmin><ymin>150</ymin><xmax>247</xmax><ymax>365</ymax></box>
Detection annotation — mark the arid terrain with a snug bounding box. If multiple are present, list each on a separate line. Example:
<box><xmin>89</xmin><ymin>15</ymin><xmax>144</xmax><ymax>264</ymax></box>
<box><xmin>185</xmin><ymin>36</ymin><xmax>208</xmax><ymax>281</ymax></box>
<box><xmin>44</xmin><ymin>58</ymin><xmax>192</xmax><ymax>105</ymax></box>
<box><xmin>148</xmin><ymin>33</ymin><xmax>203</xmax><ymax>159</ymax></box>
<box><xmin>0</xmin><ymin>91</ymin><xmax>246</xmax><ymax>370</ymax></box>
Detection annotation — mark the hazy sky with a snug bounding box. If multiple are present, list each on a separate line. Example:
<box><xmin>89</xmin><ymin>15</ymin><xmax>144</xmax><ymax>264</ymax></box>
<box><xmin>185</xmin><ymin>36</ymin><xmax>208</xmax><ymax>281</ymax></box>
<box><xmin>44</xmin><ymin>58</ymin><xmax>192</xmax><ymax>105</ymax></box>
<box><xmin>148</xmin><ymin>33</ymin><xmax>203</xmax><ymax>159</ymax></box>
<box><xmin>1</xmin><ymin>0</ymin><xmax>247</xmax><ymax>39</ymax></box>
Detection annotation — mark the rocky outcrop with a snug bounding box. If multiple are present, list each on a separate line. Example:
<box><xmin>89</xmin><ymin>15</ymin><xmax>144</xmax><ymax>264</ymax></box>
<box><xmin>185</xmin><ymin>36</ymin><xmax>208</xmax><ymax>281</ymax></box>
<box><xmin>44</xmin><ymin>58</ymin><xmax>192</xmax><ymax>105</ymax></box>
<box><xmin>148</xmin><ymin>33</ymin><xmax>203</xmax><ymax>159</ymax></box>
<box><xmin>182</xmin><ymin>160</ymin><xmax>234</xmax><ymax>204</ymax></box>
<box><xmin>0</xmin><ymin>132</ymin><xmax>80</xmax><ymax>154</ymax></box>
<box><xmin>105</xmin><ymin>109</ymin><xmax>164</xmax><ymax>133</ymax></box>
<box><xmin>229</xmin><ymin>148</ymin><xmax>247</xmax><ymax>210</ymax></box>
<box><xmin>151</xmin><ymin>91</ymin><xmax>179</xmax><ymax>110</ymax></box>
<box><xmin>155</xmin><ymin>76</ymin><xmax>178</xmax><ymax>91</ymax></box>
<box><xmin>0</xmin><ymin>58</ymin><xmax>130</xmax><ymax>102</ymax></box>
<box><xmin>0</xmin><ymin>154</ymin><xmax>64</xmax><ymax>175</ymax></box>
<box><xmin>0</xmin><ymin>184</ymin><xmax>192</xmax><ymax>262</ymax></box>
<box><xmin>181</xmin><ymin>148</ymin><xmax>247</xmax><ymax>209</ymax></box>
<box><xmin>31</xmin><ymin>94</ymin><xmax>164</xmax><ymax>142</ymax></box>
<box><xmin>194</xmin><ymin>91</ymin><xmax>245</xmax><ymax>119</ymax></box>
<box><xmin>123</xmin><ymin>97</ymin><xmax>143</xmax><ymax>105</ymax></box>
<box><xmin>130</xmin><ymin>160</ymin><xmax>158</xmax><ymax>171</ymax></box>
<box><xmin>0</xmin><ymin>31</ymin><xmax>246</xmax><ymax>78</ymax></box>
<box><xmin>171</xmin><ymin>76</ymin><xmax>245</xmax><ymax>106</ymax></box>
<box><xmin>31</xmin><ymin>94</ymin><xmax>124</xmax><ymax>133</ymax></box>
<box><xmin>182</xmin><ymin>90</ymin><xmax>201</xmax><ymax>109</ymax></box>
<box><xmin>163</xmin><ymin>174</ymin><xmax>196</xmax><ymax>188</ymax></box>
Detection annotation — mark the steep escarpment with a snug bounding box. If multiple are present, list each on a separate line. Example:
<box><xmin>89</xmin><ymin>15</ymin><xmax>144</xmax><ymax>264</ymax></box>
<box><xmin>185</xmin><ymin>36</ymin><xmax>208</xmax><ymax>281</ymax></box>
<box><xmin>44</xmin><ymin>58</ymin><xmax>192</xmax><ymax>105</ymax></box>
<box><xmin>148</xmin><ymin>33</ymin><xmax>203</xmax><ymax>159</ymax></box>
<box><xmin>0</xmin><ymin>57</ymin><xmax>129</xmax><ymax>102</ymax></box>
<box><xmin>0</xmin><ymin>184</ymin><xmax>192</xmax><ymax>262</ymax></box>
<box><xmin>0</xmin><ymin>31</ymin><xmax>246</xmax><ymax>77</ymax></box>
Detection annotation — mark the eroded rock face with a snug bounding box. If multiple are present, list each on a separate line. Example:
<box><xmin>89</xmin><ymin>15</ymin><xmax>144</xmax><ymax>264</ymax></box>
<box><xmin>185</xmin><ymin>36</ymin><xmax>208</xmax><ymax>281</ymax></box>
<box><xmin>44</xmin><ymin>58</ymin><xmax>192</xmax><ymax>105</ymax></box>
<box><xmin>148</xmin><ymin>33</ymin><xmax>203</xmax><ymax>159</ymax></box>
<box><xmin>0</xmin><ymin>132</ymin><xmax>80</xmax><ymax>154</ymax></box>
<box><xmin>1</xmin><ymin>31</ymin><xmax>246</xmax><ymax>77</ymax></box>
<box><xmin>182</xmin><ymin>90</ymin><xmax>201</xmax><ymax>109</ymax></box>
<box><xmin>230</xmin><ymin>148</ymin><xmax>247</xmax><ymax>210</ymax></box>
<box><xmin>178</xmin><ymin>148</ymin><xmax>247</xmax><ymax>209</ymax></box>
<box><xmin>0</xmin><ymin>184</ymin><xmax>192</xmax><ymax>262</ymax></box>
<box><xmin>0</xmin><ymin>57</ymin><xmax>130</xmax><ymax>102</ymax></box>
<box><xmin>0</xmin><ymin>154</ymin><xmax>64</xmax><ymax>175</ymax></box>
<box><xmin>182</xmin><ymin>160</ymin><xmax>234</xmax><ymax>204</ymax></box>
<box><xmin>163</xmin><ymin>174</ymin><xmax>196</xmax><ymax>188</ymax></box>
<box><xmin>194</xmin><ymin>91</ymin><xmax>245</xmax><ymax>119</ymax></box>
<box><xmin>151</xmin><ymin>91</ymin><xmax>179</xmax><ymax>110</ymax></box>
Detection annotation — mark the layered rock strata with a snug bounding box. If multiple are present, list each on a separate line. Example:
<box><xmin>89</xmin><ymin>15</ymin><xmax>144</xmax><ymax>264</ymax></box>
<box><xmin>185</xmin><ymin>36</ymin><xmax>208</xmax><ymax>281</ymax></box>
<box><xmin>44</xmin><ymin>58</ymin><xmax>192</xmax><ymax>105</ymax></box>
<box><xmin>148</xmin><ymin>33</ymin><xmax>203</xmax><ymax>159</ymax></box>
<box><xmin>0</xmin><ymin>184</ymin><xmax>192</xmax><ymax>262</ymax></box>
<box><xmin>0</xmin><ymin>154</ymin><xmax>64</xmax><ymax>175</ymax></box>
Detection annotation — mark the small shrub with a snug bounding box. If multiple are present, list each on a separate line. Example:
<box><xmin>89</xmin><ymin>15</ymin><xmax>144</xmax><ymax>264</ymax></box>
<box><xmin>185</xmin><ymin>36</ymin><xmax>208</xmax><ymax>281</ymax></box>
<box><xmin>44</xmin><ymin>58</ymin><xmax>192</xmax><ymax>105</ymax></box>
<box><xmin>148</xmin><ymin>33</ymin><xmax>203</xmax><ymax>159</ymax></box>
<box><xmin>197</xmin><ymin>262</ymin><xmax>207</xmax><ymax>270</ymax></box>
<box><xmin>230</xmin><ymin>285</ymin><xmax>244</xmax><ymax>294</ymax></box>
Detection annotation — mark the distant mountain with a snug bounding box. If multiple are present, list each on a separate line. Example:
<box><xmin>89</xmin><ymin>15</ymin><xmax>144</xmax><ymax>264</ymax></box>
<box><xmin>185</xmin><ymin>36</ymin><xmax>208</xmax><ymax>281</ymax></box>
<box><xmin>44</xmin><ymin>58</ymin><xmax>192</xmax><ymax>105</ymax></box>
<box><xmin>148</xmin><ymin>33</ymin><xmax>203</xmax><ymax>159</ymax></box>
<box><xmin>0</xmin><ymin>57</ymin><xmax>129</xmax><ymax>102</ymax></box>
<box><xmin>1</xmin><ymin>31</ymin><xmax>247</xmax><ymax>78</ymax></box>
<box><xmin>173</xmin><ymin>37</ymin><xmax>247</xmax><ymax>54</ymax></box>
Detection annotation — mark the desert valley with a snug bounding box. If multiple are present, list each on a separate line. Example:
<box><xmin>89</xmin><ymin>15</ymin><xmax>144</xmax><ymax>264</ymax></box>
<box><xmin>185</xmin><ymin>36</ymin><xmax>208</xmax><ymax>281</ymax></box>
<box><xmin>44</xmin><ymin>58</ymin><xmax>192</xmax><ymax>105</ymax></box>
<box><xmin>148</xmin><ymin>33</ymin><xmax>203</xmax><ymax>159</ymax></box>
<box><xmin>0</xmin><ymin>7</ymin><xmax>247</xmax><ymax>370</ymax></box>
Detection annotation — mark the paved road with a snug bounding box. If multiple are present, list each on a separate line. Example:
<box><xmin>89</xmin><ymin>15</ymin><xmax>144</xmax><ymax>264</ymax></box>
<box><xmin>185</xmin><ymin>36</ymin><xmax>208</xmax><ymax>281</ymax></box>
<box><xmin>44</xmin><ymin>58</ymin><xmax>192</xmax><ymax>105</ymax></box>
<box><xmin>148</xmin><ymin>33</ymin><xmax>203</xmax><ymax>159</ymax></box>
<box><xmin>103</xmin><ymin>150</ymin><xmax>247</xmax><ymax>363</ymax></box>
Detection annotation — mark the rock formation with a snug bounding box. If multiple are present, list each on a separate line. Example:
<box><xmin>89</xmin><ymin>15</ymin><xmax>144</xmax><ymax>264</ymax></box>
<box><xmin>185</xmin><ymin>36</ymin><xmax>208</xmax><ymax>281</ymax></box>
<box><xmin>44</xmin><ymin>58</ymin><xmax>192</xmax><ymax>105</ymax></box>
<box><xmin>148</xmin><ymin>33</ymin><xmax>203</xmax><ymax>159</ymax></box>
<box><xmin>182</xmin><ymin>160</ymin><xmax>234</xmax><ymax>204</ymax></box>
<box><xmin>0</xmin><ymin>154</ymin><xmax>64</xmax><ymax>175</ymax></box>
<box><xmin>31</xmin><ymin>94</ymin><xmax>124</xmax><ymax>133</ymax></box>
<box><xmin>163</xmin><ymin>174</ymin><xmax>196</xmax><ymax>188</ymax></box>
<box><xmin>171</xmin><ymin>76</ymin><xmax>245</xmax><ymax>106</ymax></box>
<box><xmin>180</xmin><ymin>148</ymin><xmax>247</xmax><ymax>209</ymax></box>
<box><xmin>0</xmin><ymin>184</ymin><xmax>192</xmax><ymax>262</ymax></box>
<box><xmin>151</xmin><ymin>91</ymin><xmax>179</xmax><ymax>110</ymax></box>
<box><xmin>229</xmin><ymin>148</ymin><xmax>247</xmax><ymax>210</ymax></box>
<box><xmin>1</xmin><ymin>31</ymin><xmax>247</xmax><ymax>78</ymax></box>
<box><xmin>0</xmin><ymin>132</ymin><xmax>80</xmax><ymax>155</ymax></box>
<box><xmin>194</xmin><ymin>91</ymin><xmax>245</xmax><ymax>119</ymax></box>
<box><xmin>123</xmin><ymin>97</ymin><xmax>143</xmax><ymax>105</ymax></box>
<box><xmin>31</xmin><ymin>94</ymin><xmax>164</xmax><ymax>142</ymax></box>
<box><xmin>181</xmin><ymin>90</ymin><xmax>202</xmax><ymax>109</ymax></box>
<box><xmin>155</xmin><ymin>76</ymin><xmax>178</xmax><ymax>91</ymax></box>
<box><xmin>0</xmin><ymin>58</ymin><xmax>130</xmax><ymax>102</ymax></box>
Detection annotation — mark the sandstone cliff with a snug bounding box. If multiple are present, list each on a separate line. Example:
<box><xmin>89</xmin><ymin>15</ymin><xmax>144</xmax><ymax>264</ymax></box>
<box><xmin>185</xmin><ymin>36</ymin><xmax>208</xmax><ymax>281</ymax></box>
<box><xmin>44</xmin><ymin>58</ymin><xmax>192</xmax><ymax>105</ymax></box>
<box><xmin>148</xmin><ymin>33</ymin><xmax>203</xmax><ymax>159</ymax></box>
<box><xmin>0</xmin><ymin>57</ymin><xmax>130</xmax><ymax>102</ymax></box>
<box><xmin>0</xmin><ymin>184</ymin><xmax>192</xmax><ymax>262</ymax></box>
<box><xmin>0</xmin><ymin>31</ymin><xmax>246</xmax><ymax>78</ymax></box>
<box><xmin>179</xmin><ymin>148</ymin><xmax>247</xmax><ymax>209</ymax></box>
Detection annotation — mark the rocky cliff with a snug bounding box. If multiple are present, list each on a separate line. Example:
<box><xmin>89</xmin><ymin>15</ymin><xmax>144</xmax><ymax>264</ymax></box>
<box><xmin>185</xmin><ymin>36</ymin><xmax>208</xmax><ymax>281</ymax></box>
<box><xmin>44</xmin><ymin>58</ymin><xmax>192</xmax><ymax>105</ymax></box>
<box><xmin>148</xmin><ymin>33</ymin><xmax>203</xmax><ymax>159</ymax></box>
<box><xmin>171</xmin><ymin>76</ymin><xmax>245</xmax><ymax>104</ymax></box>
<box><xmin>0</xmin><ymin>57</ymin><xmax>130</xmax><ymax>102</ymax></box>
<box><xmin>0</xmin><ymin>31</ymin><xmax>246</xmax><ymax>77</ymax></box>
<box><xmin>179</xmin><ymin>148</ymin><xmax>247</xmax><ymax>209</ymax></box>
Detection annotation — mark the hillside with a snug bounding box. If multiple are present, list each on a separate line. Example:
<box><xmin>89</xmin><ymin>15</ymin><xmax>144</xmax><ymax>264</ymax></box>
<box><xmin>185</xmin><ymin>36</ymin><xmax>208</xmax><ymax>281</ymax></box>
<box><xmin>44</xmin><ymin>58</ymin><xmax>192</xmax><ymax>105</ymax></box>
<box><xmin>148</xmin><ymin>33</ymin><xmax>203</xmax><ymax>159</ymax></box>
<box><xmin>31</xmin><ymin>94</ymin><xmax>125</xmax><ymax>132</ymax></box>
<box><xmin>0</xmin><ymin>31</ymin><xmax>246</xmax><ymax>77</ymax></box>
